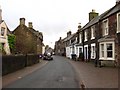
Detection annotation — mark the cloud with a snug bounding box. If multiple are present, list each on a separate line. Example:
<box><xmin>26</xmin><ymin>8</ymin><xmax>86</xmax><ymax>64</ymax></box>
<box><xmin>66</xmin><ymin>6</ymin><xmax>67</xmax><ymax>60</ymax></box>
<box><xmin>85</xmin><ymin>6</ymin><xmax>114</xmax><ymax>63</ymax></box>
<box><xmin>1</xmin><ymin>0</ymin><xmax>115</xmax><ymax>48</ymax></box>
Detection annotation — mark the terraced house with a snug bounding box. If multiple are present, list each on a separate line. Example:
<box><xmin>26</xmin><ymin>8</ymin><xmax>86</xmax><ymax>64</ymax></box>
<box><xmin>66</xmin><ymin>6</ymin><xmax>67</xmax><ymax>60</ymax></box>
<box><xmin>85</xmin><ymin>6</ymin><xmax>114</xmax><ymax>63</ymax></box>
<box><xmin>55</xmin><ymin>0</ymin><xmax>120</xmax><ymax>67</ymax></box>
<box><xmin>81</xmin><ymin>1</ymin><xmax>120</xmax><ymax>66</ymax></box>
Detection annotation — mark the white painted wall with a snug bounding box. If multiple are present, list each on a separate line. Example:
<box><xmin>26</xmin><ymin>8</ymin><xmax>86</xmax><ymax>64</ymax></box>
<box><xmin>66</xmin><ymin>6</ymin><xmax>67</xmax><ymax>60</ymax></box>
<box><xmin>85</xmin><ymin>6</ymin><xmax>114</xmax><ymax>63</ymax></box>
<box><xmin>42</xmin><ymin>46</ymin><xmax>45</xmax><ymax>54</ymax></box>
<box><xmin>0</xmin><ymin>21</ymin><xmax>10</xmax><ymax>55</ymax></box>
<box><xmin>66</xmin><ymin>46</ymin><xmax>71</xmax><ymax>58</ymax></box>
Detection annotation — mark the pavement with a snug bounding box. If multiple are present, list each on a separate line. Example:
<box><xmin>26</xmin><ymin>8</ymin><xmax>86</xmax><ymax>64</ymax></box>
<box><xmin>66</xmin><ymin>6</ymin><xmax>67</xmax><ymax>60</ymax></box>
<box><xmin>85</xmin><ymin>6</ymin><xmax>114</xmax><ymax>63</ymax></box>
<box><xmin>2</xmin><ymin>59</ymin><xmax>48</xmax><ymax>87</ymax></box>
<box><xmin>68</xmin><ymin>59</ymin><xmax>118</xmax><ymax>88</ymax></box>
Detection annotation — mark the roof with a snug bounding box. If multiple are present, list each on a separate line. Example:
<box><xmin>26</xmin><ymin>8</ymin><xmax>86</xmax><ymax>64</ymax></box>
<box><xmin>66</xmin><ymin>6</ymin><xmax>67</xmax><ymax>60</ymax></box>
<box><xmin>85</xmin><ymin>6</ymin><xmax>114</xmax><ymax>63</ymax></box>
<box><xmin>101</xmin><ymin>4</ymin><xmax>120</xmax><ymax>20</ymax></box>
<box><xmin>29</xmin><ymin>28</ymin><xmax>43</xmax><ymax>40</ymax></box>
<box><xmin>0</xmin><ymin>20</ymin><xmax>3</xmax><ymax>24</ymax></box>
<box><xmin>82</xmin><ymin>4</ymin><xmax>119</xmax><ymax>30</ymax></box>
<box><xmin>82</xmin><ymin>9</ymin><xmax>111</xmax><ymax>30</ymax></box>
<box><xmin>0</xmin><ymin>20</ymin><xmax>12</xmax><ymax>34</ymax></box>
<box><xmin>63</xmin><ymin>33</ymin><xmax>76</xmax><ymax>42</ymax></box>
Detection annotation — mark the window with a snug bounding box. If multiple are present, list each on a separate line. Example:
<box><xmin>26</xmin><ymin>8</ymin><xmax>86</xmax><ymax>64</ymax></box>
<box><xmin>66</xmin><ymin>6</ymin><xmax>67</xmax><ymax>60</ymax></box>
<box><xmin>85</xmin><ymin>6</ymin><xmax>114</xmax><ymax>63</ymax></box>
<box><xmin>117</xmin><ymin>12</ymin><xmax>120</xmax><ymax>33</ymax></box>
<box><xmin>91</xmin><ymin>26</ymin><xmax>95</xmax><ymax>39</ymax></box>
<box><xmin>1</xmin><ymin>27</ymin><xmax>5</xmax><ymax>36</ymax></box>
<box><xmin>102</xmin><ymin>19</ymin><xmax>108</xmax><ymax>36</ymax></box>
<box><xmin>75</xmin><ymin>37</ymin><xmax>77</xmax><ymax>43</ymax></box>
<box><xmin>101</xmin><ymin>44</ymin><xmax>104</xmax><ymax>58</ymax></box>
<box><xmin>106</xmin><ymin>44</ymin><xmax>112</xmax><ymax>58</ymax></box>
<box><xmin>99</xmin><ymin>42</ymin><xmax>114</xmax><ymax>60</ymax></box>
<box><xmin>76</xmin><ymin>47</ymin><xmax>78</xmax><ymax>55</ymax></box>
<box><xmin>91</xmin><ymin>44</ymin><xmax>96</xmax><ymax>59</ymax></box>
<box><xmin>79</xmin><ymin>47</ymin><xmax>82</xmax><ymax>53</ymax></box>
<box><xmin>79</xmin><ymin>33</ymin><xmax>82</xmax><ymax>43</ymax></box>
<box><xmin>84</xmin><ymin>30</ymin><xmax>88</xmax><ymax>41</ymax></box>
<box><xmin>72</xmin><ymin>46</ymin><xmax>75</xmax><ymax>54</ymax></box>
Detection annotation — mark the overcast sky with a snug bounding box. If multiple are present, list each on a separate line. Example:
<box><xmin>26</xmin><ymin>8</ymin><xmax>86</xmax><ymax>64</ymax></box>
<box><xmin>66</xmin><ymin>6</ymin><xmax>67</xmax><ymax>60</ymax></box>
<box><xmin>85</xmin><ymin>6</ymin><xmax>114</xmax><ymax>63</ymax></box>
<box><xmin>1</xmin><ymin>0</ymin><xmax>115</xmax><ymax>48</ymax></box>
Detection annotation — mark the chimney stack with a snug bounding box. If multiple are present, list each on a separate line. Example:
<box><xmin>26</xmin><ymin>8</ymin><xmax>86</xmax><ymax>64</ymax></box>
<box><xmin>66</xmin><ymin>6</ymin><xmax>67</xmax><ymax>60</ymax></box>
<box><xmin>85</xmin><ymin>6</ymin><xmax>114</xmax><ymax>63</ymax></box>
<box><xmin>89</xmin><ymin>9</ymin><xmax>99</xmax><ymax>21</ymax></box>
<box><xmin>116</xmin><ymin>0</ymin><xmax>120</xmax><ymax>4</ymax></box>
<box><xmin>28</xmin><ymin>22</ymin><xmax>33</xmax><ymax>28</ymax></box>
<box><xmin>0</xmin><ymin>6</ymin><xmax>2</xmax><ymax>22</ymax></box>
<box><xmin>67</xmin><ymin>31</ymin><xmax>72</xmax><ymax>37</ymax></box>
<box><xmin>78</xmin><ymin>23</ymin><xmax>81</xmax><ymax>29</ymax></box>
<box><xmin>20</xmin><ymin>18</ymin><xmax>25</xmax><ymax>25</ymax></box>
<box><xmin>59</xmin><ymin>37</ymin><xmax>62</xmax><ymax>40</ymax></box>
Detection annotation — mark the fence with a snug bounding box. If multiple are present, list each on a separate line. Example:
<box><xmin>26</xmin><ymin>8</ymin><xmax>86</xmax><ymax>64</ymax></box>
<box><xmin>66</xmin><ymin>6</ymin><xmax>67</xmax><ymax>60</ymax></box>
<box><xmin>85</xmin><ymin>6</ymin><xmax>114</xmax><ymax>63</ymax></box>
<box><xmin>2</xmin><ymin>54</ymin><xmax>39</xmax><ymax>76</ymax></box>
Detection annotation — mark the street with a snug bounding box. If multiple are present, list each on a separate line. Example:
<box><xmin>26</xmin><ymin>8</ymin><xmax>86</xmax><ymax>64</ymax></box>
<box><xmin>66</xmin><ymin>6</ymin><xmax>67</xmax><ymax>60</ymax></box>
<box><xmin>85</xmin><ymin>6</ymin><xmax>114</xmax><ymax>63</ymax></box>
<box><xmin>3</xmin><ymin>56</ymin><xmax>80</xmax><ymax>88</ymax></box>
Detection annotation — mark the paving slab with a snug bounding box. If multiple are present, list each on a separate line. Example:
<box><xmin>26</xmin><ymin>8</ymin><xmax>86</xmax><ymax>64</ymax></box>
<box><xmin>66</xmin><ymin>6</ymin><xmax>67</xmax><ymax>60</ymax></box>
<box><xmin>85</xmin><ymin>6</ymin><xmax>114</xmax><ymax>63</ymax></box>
<box><xmin>68</xmin><ymin>60</ymin><xmax>118</xmax><ymax>88</ymax></box>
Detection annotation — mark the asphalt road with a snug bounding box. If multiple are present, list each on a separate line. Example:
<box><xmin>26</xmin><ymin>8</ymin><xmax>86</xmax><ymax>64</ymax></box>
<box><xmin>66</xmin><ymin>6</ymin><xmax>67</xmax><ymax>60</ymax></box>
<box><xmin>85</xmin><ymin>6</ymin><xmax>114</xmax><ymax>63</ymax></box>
<box><xmin>3</xmin><ymin>56</ymin><xmax>80</xmax><ymax>88</ymax></box>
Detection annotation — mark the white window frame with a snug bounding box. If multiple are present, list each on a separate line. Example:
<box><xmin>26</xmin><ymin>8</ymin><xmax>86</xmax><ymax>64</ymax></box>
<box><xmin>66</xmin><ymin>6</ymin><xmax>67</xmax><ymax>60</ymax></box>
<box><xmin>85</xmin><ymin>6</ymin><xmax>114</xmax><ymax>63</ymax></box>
<box><xmin>102</xmin><ymin>19</ymin><xmax>108</xmax><ymax>36</ymax></box>
<box><xmin>117</xmin><ymin>12</ymin><xmax>120</xmax><ymax>33</ymax></box>
<box><xmin>84</xmin><ymin>30</ymin><xmax>88</xmax><ymax>41</ymax></box>
<box><xmin>84</xmin><ymin>45</ymin><xmax>88</xmax><ymax>59</ymax></box>
<box><xmin>91</xmin><ymin>26</ymin><xmax>95</xmax><ymax>39</ymax></box>
<box><xmin>79</xmin><ymin>33</ymin><xmax>82</xmax><ymax>43</ymax></box>
<box><xmin>0</xmin><ymin>27</ymin><xmax>5</xmax><ymax>37</ymax></box>
<box><xmin>75</xmin><ymin>37</ymin><xmax>77</xmax><ymax>43</ymax></box>
<box><xmin>91</xmin><ymin>43</ymin><xmax>96</xmax><ymax>59</ymax></box>
<box><xmin>99</xmin><ymin>42</ymin><xmax>115</xmax><ymax>61</ymax></box>
<box><xmin>76</xmin><ymin>47</ymin><xmax>78</xmax><ymax>55</ymax></box>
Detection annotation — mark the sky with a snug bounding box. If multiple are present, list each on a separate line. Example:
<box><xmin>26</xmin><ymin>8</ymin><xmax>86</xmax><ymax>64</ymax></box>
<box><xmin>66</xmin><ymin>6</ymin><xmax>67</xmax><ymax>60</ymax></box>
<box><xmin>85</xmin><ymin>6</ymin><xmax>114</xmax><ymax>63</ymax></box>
<box><xmin>0</xmin><ymin>0</ymin><xmax>115</xmax><ymax>48</ymax></box>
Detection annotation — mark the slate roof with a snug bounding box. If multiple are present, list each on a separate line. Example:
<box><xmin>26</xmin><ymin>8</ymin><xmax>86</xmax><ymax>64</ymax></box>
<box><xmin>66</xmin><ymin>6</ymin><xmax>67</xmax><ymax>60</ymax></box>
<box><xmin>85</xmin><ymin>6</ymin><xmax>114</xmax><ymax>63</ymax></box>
<box><xmin>63</xmin><ymin>33</ymin><xmax>76</xmax><ymax>42</ymax></box>
<box><xmin>101</xmin><ymin>3</ymin><xmax>120</xmax><ymax>20</ymax></box>
<box><xmin>82</xmin><ymin>9</ymin><xmax>111</xmax><ymax>30</ymax></box>
<box><xmin>82</xmin><ymin>3</ymin><xmax>120</xmax><ymax>30</ymax></box>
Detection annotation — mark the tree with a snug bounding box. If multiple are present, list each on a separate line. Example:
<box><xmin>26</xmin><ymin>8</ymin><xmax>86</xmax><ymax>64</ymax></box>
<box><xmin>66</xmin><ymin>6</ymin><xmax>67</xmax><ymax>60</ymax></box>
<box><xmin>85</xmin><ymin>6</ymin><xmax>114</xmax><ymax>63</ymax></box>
<box><xmin>8</xmin><ymin>34</ymin><xmax>16</xmax><ymax>53</ymax></box>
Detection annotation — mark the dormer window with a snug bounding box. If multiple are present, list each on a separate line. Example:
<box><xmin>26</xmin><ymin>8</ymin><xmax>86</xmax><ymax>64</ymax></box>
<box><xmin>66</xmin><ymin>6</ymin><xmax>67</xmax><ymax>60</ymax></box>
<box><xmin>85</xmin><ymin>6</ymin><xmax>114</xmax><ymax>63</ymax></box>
<box><xmin>1</xmin><ymin>27</ymin><xmax>5</xmax><ymax>36</ymax></box>
<box><xmin>84</xmin><ymin>30</ymin><xmax>88</xmax><ymax>41</ymax></box>
<box><xmin>102</xmin><ymin>19</ymin><xmax>108</xmax><ymax>36</ymax></box>
<box><xmin>91</xmin><ymin>25</ymin><xmax>95</xmax><ymax>39</ymax></box>
<box><xmin>117</xmin><ymin>12</ymin><xmax>120</xmax><ymax>33</ymax></box>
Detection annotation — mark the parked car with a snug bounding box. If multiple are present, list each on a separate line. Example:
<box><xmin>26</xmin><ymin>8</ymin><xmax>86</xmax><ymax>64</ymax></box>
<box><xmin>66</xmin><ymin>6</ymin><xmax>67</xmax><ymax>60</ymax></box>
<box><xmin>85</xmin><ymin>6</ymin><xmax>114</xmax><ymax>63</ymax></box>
<box><xmin>39</xmin><ymin>54</ymin><xmax>43</xmax><ymax>59</ymax></box>
<box><xmin>43</xmin><ymin>53</ymin><xmax>53</xmax><ymax>60</ymax></box>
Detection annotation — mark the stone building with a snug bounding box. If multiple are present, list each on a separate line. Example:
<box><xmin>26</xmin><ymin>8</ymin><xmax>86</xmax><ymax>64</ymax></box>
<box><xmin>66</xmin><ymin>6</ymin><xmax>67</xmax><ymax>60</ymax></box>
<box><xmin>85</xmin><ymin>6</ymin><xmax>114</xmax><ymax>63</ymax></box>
<box><xmin>28</xmin><ymin>22</ymin><xmax>43</xmax><ymax>54</ymax></box>
<box><xmin>13</xmin><ymin>18</ymin><xmax>43</xmax><ymax>54</ymax></box>
<box><xmin>54</xmin><ymin>37</ymin><xmax>63</xmax><ymax>55</ymax></box>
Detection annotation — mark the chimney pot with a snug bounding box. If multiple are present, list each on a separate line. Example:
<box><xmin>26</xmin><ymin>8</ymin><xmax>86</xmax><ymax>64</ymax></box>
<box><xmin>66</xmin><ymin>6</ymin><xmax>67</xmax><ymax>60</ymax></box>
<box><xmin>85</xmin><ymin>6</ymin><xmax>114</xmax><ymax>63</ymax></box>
<box><xmin>28</xmin><ymin>22</ymin><xmax>33</xmax><ymax>28</ymax></box>
<box><xmin>92</xmin><ymin>9</ymin><xmax>95</xmax><ymax>12</ymax></box>
<box><xmin>67</xmin><ymin>31</ymin><xmax>72</xmax><ymax>37</ymax></box>
<box><xmin>116</xmin><ymin>0</ymin><xmax>120</xmax><ymax>4</ymax></box>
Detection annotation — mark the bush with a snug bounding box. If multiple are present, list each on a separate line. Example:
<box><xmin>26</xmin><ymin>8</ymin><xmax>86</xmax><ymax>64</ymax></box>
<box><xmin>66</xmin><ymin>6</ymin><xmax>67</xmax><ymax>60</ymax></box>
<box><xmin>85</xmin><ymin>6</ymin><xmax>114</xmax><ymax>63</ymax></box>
<box><xmin>8</xmin><ymin>34</ymin><xmax>16</xmax><ymax>53</ymax></box>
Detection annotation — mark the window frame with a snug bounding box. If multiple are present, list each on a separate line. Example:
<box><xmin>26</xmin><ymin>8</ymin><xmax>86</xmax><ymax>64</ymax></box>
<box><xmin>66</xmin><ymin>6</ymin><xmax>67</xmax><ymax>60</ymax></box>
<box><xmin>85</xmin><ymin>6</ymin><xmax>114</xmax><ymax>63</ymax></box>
<box><xmin>91</xmin><ymin>43</ymin><xmax>96</xmax><ymax>59</ymax></box>
<box><xmin>117</xmin><ymin>12</ymin><xmax>120</xmax><ymax>33</ymax></box>
<box><xmin>91</xmin><ymin>25</ymin><xmax>95</xmax><ymax>39</ymax></box>
<box><xmin>79</xmin><ymin>33</ymin><xmax>82</xmax><ymax>43</ymax></box>
<box><xmin>99</xmin><ymin>42</ymin><xmax>115</xmax><ymax>60</ymax></box>
<box><xmin>1</xmin><ymin>27</ymin><xmax>5</xmax><ymax>36</ymax></box>
<box><xmin>84</xmin><ymin>30</ymin><xmax>88</xmax><ymax>41</ymax></box>
<box><xmin>102</xmin><ymin>19</ymin><xmax>108</xmax><ymax>36</ymax></box>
